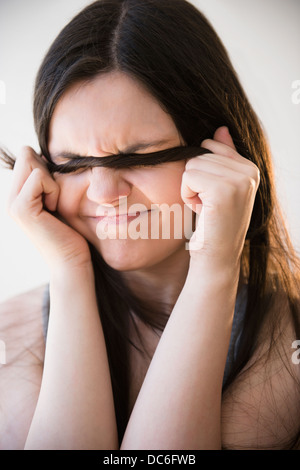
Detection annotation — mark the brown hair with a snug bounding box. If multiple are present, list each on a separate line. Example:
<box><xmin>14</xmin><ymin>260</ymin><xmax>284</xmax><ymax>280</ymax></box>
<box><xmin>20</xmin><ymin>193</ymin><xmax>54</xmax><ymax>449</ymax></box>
<box><xmin>1</xmin><ymin>0</ymin><xmax>300</xmax><ymax>447</ymax></box>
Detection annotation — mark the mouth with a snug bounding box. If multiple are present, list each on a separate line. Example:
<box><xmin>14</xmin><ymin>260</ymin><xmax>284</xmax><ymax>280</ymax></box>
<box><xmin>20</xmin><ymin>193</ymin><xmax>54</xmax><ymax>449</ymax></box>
<box><xmin>90</xmin><ymin>210</ymin><xmax>151</xmax><ymax>225</ymax></box>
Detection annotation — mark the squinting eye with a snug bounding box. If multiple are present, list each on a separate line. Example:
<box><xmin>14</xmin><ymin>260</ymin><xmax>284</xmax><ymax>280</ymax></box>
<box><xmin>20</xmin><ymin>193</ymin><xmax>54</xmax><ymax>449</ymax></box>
<box><xmin>51</xmin><ymin>157</ymin><xmax>70</xmax><ymax>166</ymax></box>
<box><xmin>47</xmin><ymin>159</ymin><xmax>89</xmax><ymax>175</ymax></box>
<box><xmin>60</xmin><ymin>167</ymin><xmax>88</xmax><ymax>176</ymax></box>
<box><xmin>66</xmin><ymin>167</ymin><xmax>88</xmax><ymax>175</ymax></box>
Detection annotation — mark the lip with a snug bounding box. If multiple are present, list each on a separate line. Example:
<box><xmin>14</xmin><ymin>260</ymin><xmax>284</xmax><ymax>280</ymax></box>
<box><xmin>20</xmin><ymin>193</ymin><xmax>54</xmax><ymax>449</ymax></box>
<box><xmin>89</xmin><ymin>210</ymin><xmax>150</xmax><ymax>225</ymax></box>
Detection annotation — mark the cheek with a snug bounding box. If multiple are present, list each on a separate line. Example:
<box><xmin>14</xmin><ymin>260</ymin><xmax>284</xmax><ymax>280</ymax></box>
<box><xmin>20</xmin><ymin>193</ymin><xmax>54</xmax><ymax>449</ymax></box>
<box><xmin>156</xmin><ymin>169</ymin><xmax>185</xmax><ymax>208</ymax></box>
<box><xmin>131</xmin><ymin>164</ymin><xmax>185</xmax><ymax>205</ymax></box>
<box><xmin>55</xmin><ymin>173</ymin><xmax>87</xmax><ymax>219</ymax></box>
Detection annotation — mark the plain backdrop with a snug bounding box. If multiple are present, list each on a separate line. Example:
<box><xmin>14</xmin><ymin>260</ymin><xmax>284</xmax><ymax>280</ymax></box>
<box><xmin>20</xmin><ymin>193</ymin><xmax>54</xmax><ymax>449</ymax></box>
<box><xmin>0</xmin><ymin>0</ymin><xmax>299</xmax><ymax>303</ymax></box>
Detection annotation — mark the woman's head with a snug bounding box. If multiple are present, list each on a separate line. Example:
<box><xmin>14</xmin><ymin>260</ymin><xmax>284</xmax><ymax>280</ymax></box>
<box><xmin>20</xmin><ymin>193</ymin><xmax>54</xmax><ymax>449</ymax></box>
<box><xmin>34</xmin><ymin>0</ymin><xmax>274</xmax><ymax>260</ymax></box>
<box><xmin>48</xmin><ymin>71</ymin><xmax>191</xmax><ymax>270</ymax></box>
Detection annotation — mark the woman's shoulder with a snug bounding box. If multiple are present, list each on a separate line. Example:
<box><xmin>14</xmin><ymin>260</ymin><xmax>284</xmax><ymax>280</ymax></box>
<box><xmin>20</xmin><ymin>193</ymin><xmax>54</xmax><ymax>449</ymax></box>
<box><xmin>0</xmin><ymin>285</ymin><xmax>47</xmax><ymax>345</ymax></box>
<box><xmin>221</xmin><ymin>286</ymin><xmax>300</xmax><ymax>449</ymax></box>
<box><xmin>0</xmin><ymin>284</ymin><xmax>47</xmax><ymax>317</ymax></box>
<box><xmin>0</xmin><ymin>284</ymin><xmax>47</xmax><ymax>311</ymax></box>
<box><xmin>0</xmin><ymin>285</ymin><xmax>46</xmax><ymax>449</ymax></box>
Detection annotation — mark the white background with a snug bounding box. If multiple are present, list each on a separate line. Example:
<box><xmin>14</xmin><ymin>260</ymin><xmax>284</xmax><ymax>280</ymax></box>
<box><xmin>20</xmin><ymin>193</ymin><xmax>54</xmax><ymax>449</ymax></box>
<box><xmin>0</xmin><ymin>0</ymin><xmax>299</xmax><ymax>303</ymax></box>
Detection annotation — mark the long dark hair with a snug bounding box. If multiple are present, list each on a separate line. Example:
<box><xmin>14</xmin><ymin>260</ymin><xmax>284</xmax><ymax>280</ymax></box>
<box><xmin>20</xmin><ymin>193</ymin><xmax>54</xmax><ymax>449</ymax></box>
<box><xmin>2</xmin><ymin>0</ymin><xmax>300</xmax><ymax>448</ymax></box>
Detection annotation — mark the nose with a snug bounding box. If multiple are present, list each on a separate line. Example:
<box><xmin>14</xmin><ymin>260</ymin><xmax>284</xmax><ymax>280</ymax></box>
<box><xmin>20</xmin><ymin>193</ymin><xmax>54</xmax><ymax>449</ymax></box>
<box><xmin>86</xmin><ymin>167</ymin><xmax>132</xmax><ymax>205</ymax></box>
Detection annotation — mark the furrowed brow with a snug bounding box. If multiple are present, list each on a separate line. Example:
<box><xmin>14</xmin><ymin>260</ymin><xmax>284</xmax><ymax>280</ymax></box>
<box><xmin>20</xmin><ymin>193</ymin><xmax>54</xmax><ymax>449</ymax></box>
<box><xmin>49</xmin><ymin>139</ymin><xmax>177</xmax><ymax>161</ymax></box>
<box><xmin>121</xmin><ymin>139</ymin><xmax>177</xmax><ymax>154</ymax></box>
<box><xmin>49</xmin><ymin>151</ymin><xmax>88</xmax><ymax>160</ymax></box>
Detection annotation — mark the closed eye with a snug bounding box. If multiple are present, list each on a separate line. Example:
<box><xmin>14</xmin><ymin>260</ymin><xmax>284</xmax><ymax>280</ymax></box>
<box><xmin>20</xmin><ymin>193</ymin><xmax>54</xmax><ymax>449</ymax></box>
<box><xmin>46</xmin><ymin>146</ymin><xmax>212</xmax><ymax>175</ymax></box>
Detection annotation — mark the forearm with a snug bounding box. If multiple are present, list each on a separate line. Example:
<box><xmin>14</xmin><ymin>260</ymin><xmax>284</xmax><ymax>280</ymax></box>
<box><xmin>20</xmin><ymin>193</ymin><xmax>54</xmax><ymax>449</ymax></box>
<box><xmin>121</xmin><ymin>260</ymin><xmax>240</xmax><ymax>450</ymax></box>
<box><xmin>25</xmin><ymin>265</ymin><xmax>118</xmax><ymax>450</ymax></box>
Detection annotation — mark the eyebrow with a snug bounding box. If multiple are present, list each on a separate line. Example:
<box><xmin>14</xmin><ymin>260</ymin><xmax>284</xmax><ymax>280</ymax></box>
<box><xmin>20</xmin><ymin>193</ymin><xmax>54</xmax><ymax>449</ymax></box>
<box><xmin>122</xmin><ymin>140</ymin><xmax>177</xmax><ymax>154</ymax></box>
<box><xmin>49</xmin><ymin>139</ymin><xmax>177</xmax><ymax>161</ymax></box>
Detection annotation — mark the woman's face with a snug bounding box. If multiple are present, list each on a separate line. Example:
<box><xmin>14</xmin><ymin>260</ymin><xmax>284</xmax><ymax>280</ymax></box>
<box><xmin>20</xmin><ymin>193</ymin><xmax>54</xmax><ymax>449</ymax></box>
<box><xmin>48</xmin><ymin>71</ymin><xmax>191</xmax><ymax>271</ymax></box>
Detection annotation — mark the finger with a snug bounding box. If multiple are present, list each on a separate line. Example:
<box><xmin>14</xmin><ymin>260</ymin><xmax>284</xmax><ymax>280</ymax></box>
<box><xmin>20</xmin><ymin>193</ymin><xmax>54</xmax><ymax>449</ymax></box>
<box><xmin>185</xmin><ymin>154</ymin><xmax>260</xmax><ymax>183</ymax></box>
<box><xmin>181</xmin><ymin>169</ymin><xmax>223</xmax><ymax>216</ymax></box>
<box><xmin>22</xmin><ymin>168</ymin><xmax>59</xmax><ymax>213</ymax></box>
<box><xmin>201</xmin><ymin>138</ymin><xmax>241</xmax><ymax>161</ymax></box>
<box><xmin>185</xmin><ymin>155</ymin><xmax>256</xmax><ymax>181</ymax></box>
<box><xmin>181</xmin><ymin>169</ymin><xmax>222</xmax><ymax>204</ymax></box>
<box><xmin>181</xmin><ymin>167</ymin><xmax>259</xmax><ymax>211</ymax></box>
<box><xmin>213</xmin><ymin>126</ymin><xmax>236</xmax><ymax>150</ymax></box>
<box><xmin>10</xmin><ymin>167</ymin><xmax>59</xmax><ymax>220</ymax></box>
<box><xmin>9</xmin><ymin>147</ymin><xmax>34</xmax><ymax>201</ymax></box>
<box><xmin>200</xmin><ymin>138</ymin><xmax>258</xmax><ymax>175</ymax></box>
<box><xmin>9</xmin><ymin>146</ymin><xmax>48</xmax><ymax>201</ymax></box>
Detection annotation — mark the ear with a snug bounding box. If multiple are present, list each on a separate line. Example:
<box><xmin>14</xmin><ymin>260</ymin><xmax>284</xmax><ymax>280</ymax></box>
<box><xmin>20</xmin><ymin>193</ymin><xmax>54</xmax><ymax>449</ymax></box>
<box><xmin>213</xmin><ymin>126</ymin><xmax>236</xmax><ymax>151</ymax></box>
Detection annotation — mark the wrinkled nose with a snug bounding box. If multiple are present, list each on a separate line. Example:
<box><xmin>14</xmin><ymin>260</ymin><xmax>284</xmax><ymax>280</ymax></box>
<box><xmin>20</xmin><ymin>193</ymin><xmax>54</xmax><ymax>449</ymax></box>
<box><xmin>86</xmin><ymin>167</ymin><xmax>132</xmax><ymax>205</ymax></box>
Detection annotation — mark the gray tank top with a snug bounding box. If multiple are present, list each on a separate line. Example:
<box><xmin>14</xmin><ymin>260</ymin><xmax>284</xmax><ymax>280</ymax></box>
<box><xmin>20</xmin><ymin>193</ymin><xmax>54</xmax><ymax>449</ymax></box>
<box><xmin>42</xmin><ymin>283</ymin><xmax>248</xmax><ymax>386</ymax></box>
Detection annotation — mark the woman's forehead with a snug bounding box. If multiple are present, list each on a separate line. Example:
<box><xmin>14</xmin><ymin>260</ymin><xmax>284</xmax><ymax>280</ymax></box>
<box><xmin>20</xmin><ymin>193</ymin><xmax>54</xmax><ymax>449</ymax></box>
<box><xmin>48</xmin><ymin>71</ymin><xmax>180</xmax><ymax>158</ymax></box>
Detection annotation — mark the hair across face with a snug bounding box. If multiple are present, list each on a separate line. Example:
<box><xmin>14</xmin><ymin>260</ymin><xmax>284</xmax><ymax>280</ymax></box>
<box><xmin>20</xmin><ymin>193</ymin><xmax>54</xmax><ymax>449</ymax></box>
<box><xmin>46</xmin><ymin>146</ymin><xmax>210</xmax><ymax>174</ymax></box>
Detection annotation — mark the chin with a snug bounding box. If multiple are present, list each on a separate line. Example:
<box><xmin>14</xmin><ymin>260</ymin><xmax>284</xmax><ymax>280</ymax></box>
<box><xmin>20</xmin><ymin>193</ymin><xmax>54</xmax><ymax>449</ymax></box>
<box><xmin>92</xmin><ymin>238</ymin><xmax>148</xmax><ymax>271</ymax></box>
<box><xmin>94</xmin><ymin>238</ymin><xmax>187</xmax><ymax>272</ymax></box>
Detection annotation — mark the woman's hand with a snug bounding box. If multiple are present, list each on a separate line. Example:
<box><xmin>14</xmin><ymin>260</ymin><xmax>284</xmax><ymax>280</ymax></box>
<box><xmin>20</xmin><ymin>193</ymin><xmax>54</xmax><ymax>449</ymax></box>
<box><xmin>181</xmin><ymin>126</ymin><xmax>260</xmax><ymax>270</ymax></box>
<box><xmin>7</xmin><ymin>146</ymin><xmax>91</xmax><ymax>271</ymax></box>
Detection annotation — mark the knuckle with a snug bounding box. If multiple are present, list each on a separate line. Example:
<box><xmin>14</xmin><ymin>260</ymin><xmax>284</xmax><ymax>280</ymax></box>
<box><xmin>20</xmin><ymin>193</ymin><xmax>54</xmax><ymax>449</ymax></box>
<box><xmin>185</xmin><ymin>157</ymin><xmax>203</xmax><ymax>171</ymax></box>
<box><xmin>185</xmin><ymin>160</ymin><xmax>194</xmax><ymax>171</ymax></box>
<box><xmin>17</xmin><ymin>146</ymin><xmax>39</xmax><ymax>166</ymax></box>
<box><xmin>201</xmin><ymin>139</ymin><xmax>211</xmax><ymax>147</ymax></box>
<box><xmin>31</xmin><ymin>166</ymin><xmax>43</xmax><ymax>178</ymax></box>
<box><xmin>28</xmin><ymin>167</ymin><xmax>45</xmax><ymax>185</ymax></box>
<box><xmin>19</xmin><ymin>145</ymin><xmax>35</xmax><ymax>157</ymax></box>
<box><xmin>254</xmin><ymin>167</ymin><xmax>260</xmax><ymax>185</ymax></box>
<box><xmin>183</xmin><ymin>168</ymin><xmax>197</xmax><ymax>181</ymax></box>
<box><xmin>238</xmin><ymin>174</ymin><xmax>252</xmax><ymax>191</ymax></box>
<box><xmin>248</xmin><ymin>162</ymin><xmax>260</xmax><ymax>181</ymax></box>
<box><xmin>13</xmin><ymin>147</ymin><xmax>34</xmax><ymax>170</ymax></box>
<box><xmin>249</xmin><ymin>174</ymin><xmax>259</xmax><ymax>191</ymax></box>
<box><xmin>235</xmin><ymin>174</ymin><xmax>258</xmax><ymax>198</ymax></box>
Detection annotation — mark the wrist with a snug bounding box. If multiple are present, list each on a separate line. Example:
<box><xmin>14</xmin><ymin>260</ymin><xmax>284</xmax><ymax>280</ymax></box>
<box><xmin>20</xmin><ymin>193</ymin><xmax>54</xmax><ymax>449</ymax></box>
<box><xmin>50</xmin><ymin>261</ymin><xmax>95</xmax><ymax>290</ymax></box>
<box><xmin>187</xmin><ymin>254</ymin><xmax>240</xmax><ymax>289</ymax></box>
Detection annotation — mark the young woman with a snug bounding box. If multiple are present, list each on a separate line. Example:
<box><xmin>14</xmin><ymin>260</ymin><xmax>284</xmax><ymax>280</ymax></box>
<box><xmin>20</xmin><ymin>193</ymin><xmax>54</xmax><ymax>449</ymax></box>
<box><xmin>0</xmin><ymin>0</ymin><xmax>299</xmax><ymax>450</ymax></box>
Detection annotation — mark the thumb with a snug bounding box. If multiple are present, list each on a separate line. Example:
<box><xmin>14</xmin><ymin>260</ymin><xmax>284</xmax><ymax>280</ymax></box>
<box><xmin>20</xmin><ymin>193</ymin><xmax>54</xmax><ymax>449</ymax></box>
<box><xmin>213</xmin><ymin>126</ymin><xmax>236</xmax><ymax>150</ymax></box>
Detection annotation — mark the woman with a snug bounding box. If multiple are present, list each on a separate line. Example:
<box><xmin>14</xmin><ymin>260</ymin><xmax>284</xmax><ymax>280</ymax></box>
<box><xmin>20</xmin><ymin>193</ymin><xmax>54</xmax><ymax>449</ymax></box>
<box><xmin>0</xmin><ymin>0</ymin><xmax>299</xmax><ymax>450</ymax></box>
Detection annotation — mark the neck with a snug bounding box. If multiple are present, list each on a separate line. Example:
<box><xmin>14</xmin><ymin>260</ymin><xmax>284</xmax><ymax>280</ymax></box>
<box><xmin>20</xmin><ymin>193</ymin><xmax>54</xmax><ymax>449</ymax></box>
<box><xmin>121</xmin><ymin>245</ymin><xmax>191</xmax><ymax>315</ymax></box>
